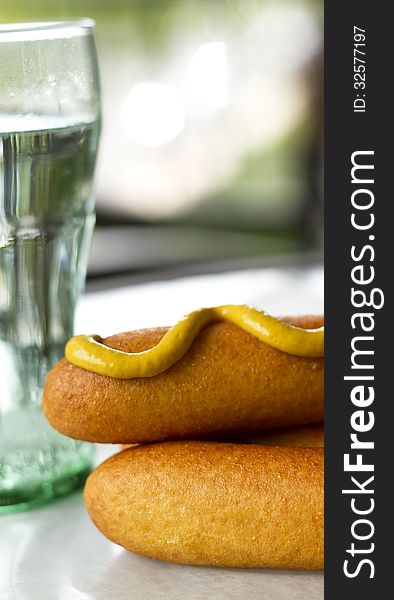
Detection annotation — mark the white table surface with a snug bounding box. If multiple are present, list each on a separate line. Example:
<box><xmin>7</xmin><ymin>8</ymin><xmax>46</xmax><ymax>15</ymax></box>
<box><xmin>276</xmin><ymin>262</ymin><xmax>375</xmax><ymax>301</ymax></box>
<box><xmin>1</xmin><ymin>266</ymin><xmax>324</xmax><ymax>600</ymax></box>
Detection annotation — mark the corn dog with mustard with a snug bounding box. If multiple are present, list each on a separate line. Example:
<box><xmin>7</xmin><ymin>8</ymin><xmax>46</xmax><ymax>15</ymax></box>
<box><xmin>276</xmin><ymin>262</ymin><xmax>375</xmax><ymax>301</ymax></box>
<box><xmin>43</xmin><ymin>308</ymin><xmax>324</xmax><ymax>444</ymax></box>
<box><xmin>84</xmin><ymin>441</ymin><xmax>324</xmax><ymax>569</ymax></box>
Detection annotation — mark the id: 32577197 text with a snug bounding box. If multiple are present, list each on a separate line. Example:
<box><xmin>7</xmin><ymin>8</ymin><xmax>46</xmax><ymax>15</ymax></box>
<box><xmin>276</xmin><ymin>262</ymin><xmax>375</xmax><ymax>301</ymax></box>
<box><xmin>354</xmin><ymin>26</ymin><xmax>366</xmax><ymax>113</ymax></box>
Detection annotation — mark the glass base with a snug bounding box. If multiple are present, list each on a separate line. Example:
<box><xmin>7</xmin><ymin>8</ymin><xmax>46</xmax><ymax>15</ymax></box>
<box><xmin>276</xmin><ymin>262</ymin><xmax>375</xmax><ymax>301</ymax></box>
<box><xmin>0</xmin><ymin>408</ymin><xmax>94</xmax><ymax>514</ymax></box>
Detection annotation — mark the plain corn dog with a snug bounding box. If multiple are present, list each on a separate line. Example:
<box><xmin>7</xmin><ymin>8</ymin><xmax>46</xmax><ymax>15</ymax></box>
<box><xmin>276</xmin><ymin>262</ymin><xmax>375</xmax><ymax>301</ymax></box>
<box><xmin>84</xmin><ymin>441</ymin><xmax>324</xmax><ymax>569</ymax></box>
<box><xmin>43</xmin><ymin>315</ymin><xmax>324</xmax><ymax>444</ymax></box>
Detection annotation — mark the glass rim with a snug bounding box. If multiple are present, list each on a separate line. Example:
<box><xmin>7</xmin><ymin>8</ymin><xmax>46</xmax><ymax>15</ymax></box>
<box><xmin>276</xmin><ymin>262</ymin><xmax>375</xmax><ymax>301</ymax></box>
<box><xmin>0</xmin><ymin>19</ymin><xmax>95</xmax><ymax>42</ymax></box>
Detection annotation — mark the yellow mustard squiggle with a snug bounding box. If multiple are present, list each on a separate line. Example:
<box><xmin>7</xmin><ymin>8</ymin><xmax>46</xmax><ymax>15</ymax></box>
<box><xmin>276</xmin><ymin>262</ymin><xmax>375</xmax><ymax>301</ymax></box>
<box><xmin>65</xmin><ymin>305</ymin><xmax>324</xmax><ymax>379</ymax></box>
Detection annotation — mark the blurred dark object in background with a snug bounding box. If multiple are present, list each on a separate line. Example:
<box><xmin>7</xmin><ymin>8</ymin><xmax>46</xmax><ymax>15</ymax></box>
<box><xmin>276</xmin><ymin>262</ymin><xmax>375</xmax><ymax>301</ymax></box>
<box><xmin>2</xmin><ymin>0</ymin><xmax>323</xmax><ymax>283</ymax></box>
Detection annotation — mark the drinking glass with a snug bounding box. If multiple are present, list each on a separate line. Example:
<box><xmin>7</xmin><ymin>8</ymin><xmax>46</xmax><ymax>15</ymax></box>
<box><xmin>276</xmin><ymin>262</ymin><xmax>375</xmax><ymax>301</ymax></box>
<box><xmin>0</xmin><ymin>20</ymin><xmax>101</xmax><ymax>512</ymax></box>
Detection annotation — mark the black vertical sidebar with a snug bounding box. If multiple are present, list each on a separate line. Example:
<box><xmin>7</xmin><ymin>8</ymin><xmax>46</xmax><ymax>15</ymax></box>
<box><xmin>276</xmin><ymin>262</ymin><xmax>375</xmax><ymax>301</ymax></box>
<box><xmin>325</xmin><ymin>1</ymin><xmax>393</xmax><ymax>597</ymax></box>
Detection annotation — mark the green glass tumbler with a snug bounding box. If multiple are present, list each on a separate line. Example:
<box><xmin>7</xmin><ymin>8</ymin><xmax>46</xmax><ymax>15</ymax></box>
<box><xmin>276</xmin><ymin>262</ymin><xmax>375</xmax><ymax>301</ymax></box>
<box><xmin>0</xmin><ymin>20</ymin><xmax>101</xmax><ymax>513</ymax></box>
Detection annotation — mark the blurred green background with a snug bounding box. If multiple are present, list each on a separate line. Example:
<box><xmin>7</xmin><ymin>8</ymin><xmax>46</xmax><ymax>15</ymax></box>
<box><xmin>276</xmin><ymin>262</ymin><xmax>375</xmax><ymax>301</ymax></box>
<box><xmin>1</xmin><ymin>1</ymin><xmax>323</xmax><ymax>286</ymax></box>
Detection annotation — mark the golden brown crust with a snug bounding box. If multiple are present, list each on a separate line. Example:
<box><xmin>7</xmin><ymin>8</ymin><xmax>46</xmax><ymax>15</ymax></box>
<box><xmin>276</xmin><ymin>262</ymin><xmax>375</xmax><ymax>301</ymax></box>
<box><xmin>84</xmin><ymin>441</ymin><xmax>324</xmax><ymax>569</ymax></box>
<box><xmin>43</xmin><ymin>315</ymin><xmax>324</xmax><ymax>444</ymax></box>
